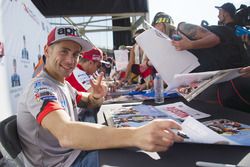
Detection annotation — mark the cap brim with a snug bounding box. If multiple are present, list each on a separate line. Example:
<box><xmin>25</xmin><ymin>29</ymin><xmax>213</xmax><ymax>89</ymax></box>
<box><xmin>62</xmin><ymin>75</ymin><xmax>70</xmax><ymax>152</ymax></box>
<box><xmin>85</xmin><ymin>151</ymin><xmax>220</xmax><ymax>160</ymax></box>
<box><xmin>53</xmin><ymin>37</ymin><xmax>93</xmax><ymax>52</ymax></box>
<box><xmin>215</xmin><ymin>6</ymin><xmax>222</xmax><ymax>9</ymax></box>
<box><xmin>101</xmin><ymin>60</ymin><xmax>110</xmax><ymax>65</ymax></box>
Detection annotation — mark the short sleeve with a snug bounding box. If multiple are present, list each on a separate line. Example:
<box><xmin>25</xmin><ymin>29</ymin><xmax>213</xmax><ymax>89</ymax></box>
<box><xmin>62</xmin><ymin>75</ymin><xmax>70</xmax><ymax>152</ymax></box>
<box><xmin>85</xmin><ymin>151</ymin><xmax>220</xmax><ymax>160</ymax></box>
<box><xmin>27</xmin><ymin>79</ymin><xmax>64</xmax><ymax>124</ymax></box>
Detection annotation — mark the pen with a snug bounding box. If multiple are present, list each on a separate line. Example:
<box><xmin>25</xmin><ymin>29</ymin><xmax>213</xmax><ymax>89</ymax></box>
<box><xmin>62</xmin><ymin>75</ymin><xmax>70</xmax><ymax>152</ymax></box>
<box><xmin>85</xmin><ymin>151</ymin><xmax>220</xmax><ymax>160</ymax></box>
<box><xmin>177</xmin><ymin>131</ymin><xmax>189</xmax><ymax>139</ymax></box>
<box><xmin>122</xmin><ymin>104</ymin><xmax>139</xmax><ymax>107</ymax></box>
<box><xmin>196</xmin><ymin>161</ymin><xmax>239</xmax><ymax>167</ymax></box>
<box><xmin>171</xmin><ymin>129</ymin><xmax>189</xmax><ymax>139</ymax></box>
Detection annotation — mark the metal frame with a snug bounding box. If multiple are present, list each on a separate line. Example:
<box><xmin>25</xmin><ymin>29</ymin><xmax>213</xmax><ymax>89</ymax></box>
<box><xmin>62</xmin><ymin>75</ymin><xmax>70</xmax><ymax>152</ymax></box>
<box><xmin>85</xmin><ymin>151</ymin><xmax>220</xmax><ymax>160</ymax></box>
<box><xmin>47</xmin><ymin>13</ymin><xmax>149</xmax><ymax>50</ymax></box>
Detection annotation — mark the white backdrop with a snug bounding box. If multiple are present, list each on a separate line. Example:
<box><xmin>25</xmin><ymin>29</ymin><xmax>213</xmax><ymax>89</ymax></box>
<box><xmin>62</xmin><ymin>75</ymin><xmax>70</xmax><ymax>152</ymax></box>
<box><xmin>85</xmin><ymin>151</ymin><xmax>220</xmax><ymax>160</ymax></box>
<box><xmin>0</xmin><ymin>0</ymin><xmax>51</xmax><ymax>120</ymax></box>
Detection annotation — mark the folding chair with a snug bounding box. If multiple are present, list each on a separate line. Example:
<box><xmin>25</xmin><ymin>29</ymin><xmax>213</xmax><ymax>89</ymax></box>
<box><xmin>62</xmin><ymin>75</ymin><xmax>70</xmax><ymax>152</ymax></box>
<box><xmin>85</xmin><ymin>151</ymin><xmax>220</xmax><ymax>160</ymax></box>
<box><xmin>0</xmin><ymin>115</ymin><xmax>25</xmax><ymax>167</ymax></box>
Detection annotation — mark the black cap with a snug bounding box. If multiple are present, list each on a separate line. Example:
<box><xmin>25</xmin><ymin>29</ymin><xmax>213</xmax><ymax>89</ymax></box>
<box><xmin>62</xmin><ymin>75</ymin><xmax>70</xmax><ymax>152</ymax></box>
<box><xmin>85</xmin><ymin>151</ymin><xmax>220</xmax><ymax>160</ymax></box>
<box><xmin>215</xmin><ymin>3</ymin><xmax>236</xmax><ymax>17</ymax></box>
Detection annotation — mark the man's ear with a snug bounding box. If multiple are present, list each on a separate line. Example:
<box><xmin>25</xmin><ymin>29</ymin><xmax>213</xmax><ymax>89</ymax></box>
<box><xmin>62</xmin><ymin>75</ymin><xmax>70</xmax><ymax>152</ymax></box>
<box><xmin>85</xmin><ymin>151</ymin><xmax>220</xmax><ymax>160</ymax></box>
<box><xmin>44</xmin><ymin>45</ymin><xmax>49</xmax><ymax>58</ymax></box>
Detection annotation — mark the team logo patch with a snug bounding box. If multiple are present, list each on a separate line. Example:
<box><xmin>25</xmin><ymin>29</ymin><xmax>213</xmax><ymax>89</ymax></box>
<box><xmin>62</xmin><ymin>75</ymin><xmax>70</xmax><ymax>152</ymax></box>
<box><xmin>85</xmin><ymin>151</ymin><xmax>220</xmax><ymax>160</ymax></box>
<box><xmin>33</xmin><ymin>81</ymin><xmax>58</xmax><ymax>102</ymax></box>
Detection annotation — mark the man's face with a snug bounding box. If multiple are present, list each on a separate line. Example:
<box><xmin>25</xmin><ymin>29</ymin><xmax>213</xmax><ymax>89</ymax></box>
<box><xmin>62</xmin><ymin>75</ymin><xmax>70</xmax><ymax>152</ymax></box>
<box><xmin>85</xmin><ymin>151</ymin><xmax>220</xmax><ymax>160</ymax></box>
<box><xmin>218</xmin><ymin>9</ymin><xmax>225</xmax><ymax>25</ymax></box>
<box><xmin>154</xmin><ymin>23</ymin><xmax>166</xmax><ymax>33</ymax></box>
<box><xmin>87</xmin><ymin>60</ymin><xmax>101</xmax><ymax>75</ymax></box>
<box><xmin>44</xmin><ymin>40</ymin><xmax>81</xmax><ymax>82</ymax></box>
<box><xmin>103</xmin><ymin>53</ymin><xmax>107</xmax><ymax>60</ymax></box>
<box><xmin>154</xmin><ymin>22</ymin><xmax>173</xmax><ymax>36</ymax></box>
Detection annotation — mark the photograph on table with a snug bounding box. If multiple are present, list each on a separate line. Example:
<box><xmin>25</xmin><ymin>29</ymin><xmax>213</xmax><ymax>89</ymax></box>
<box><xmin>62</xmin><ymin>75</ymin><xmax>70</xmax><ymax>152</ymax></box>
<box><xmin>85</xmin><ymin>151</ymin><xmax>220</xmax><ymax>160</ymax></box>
<box><xmin>102</xmin><ymin>104</ymin><xmax>176</xmax><ymax>128</ymax></box>
<box><xmin>203</xmin><ymin>119</ymin><xmax>250</xmax><ymax>146</ymax></box>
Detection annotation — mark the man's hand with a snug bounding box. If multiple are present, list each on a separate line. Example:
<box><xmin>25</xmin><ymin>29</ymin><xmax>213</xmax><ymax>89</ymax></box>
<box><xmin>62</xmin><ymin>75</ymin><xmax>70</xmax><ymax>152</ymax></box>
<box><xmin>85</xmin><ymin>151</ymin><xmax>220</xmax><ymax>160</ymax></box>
<box><xmin>241</xmin><ymin>34</ymin><xmax>250</xmax><ymax>46</ymax></box>
<box><xmin>132</xmin><ymin>119</ymin><xmax>183</xmax><ymax>152</ymax></box>
<box><xmin>240</xmin><ymin>66</ymin><xmax>250</xmax><ymax>78</ymax></box>
<box><xmin>90</xmin><ymin>72</ymin><xmax>107</xmax><ymax>99</ymax></box>
<box><xmin>171</xmin><ymin>34</ymin><xmax>193</xmax><ymax>51</ymax></box>
<box><xmin>135</xmin><ymin>83</ymin><xmax>147</xmax><ymax>91</ymax></box>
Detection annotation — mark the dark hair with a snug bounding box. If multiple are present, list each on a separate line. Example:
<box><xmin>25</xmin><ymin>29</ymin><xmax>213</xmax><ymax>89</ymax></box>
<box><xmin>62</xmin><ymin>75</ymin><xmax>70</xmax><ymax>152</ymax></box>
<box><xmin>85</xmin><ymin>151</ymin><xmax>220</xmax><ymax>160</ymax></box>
<box><xmin>215</xmin><ymin>3</ymin><xmax>236</xmax><ymax>18</ymax></box>
<box><xmin>135</xmin><ymin>28</ymin><xmax>145</xmax><ymax>35</ymax></box>
<box><xmin>235</xmin><ymin>5</ymin><xmax>250</xmax><ymax>26</ymax></box>
<box><xmin>131</xmin><ymin>28</ymin><xmax>146</xmax><ymax>45</ymax></box>
<box><xmin>131</xmin><ymin>64</ymin><xmax>140</xmax><ymax>75</ymax></box>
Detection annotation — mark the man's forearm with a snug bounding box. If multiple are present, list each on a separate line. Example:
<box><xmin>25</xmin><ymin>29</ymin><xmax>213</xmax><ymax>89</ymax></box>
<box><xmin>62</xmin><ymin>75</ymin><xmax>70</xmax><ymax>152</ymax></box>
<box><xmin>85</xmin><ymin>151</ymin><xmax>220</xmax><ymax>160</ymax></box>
<box><xmin>189</xmin><ymin>34</ymin><xmax>220</xmax><ymax>49</ymax></box>
<box><xmin>60</xmin><ymin>122</ymin><xmax>136</xmax><ymax>150</ymax></box>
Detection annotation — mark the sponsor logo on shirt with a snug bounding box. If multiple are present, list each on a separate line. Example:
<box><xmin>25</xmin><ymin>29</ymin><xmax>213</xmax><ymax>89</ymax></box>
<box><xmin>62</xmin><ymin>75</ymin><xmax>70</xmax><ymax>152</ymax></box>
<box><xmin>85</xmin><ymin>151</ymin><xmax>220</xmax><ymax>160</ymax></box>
<box><xmin>34</xmin><ymin>81</ymin><xmax>57</xmax><ymax>102</ymax></box>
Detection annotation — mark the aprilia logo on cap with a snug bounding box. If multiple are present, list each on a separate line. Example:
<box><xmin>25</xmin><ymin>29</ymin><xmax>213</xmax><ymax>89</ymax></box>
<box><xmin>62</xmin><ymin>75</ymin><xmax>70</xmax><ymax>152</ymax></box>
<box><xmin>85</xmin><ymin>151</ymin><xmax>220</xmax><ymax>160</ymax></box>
<box><xmin>57</xmin><ymin>27</ymin><xmax>79</xmax><ymax>37</ymax></box>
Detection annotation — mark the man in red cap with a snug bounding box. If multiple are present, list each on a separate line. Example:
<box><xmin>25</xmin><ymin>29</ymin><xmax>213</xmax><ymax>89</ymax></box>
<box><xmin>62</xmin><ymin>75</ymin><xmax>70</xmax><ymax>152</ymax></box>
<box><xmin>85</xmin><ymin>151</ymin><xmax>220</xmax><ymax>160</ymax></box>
<box><xmin>66</xmin><ymin>47</ymin><xmax>106</xmax><ymax>93</ymax></box>
<box><xmin>66</xmin><ymin>47</ymin><xmax>108</xmax><ymax>122</ymax></box>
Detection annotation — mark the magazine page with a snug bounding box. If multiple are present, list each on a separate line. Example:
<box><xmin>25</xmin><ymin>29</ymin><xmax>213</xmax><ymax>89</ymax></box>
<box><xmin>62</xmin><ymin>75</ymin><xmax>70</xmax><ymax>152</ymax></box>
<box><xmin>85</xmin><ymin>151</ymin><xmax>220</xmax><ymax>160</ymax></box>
<box><xmin>166</xmin><ymin>70</ymin><xmax>219</xmax><ymax>91</ymax></box>
<box><xmin>104</xmin><ymin>95</ymin><xmax>142</xmax><ymax>104</ymax></box>
<box><xmin>107</xmin><ymin>84</ymin><xmax>137</xmax><ymax>96</ymax></box>
<box><xmin>135</xmin><ymin>26</ymin><xmax>200</xmax><ymax>84</ymax></box>
<box><xmin>102</xmin><ymin>103</ymin><xmax>177</xmax><ymax>127</ymax></box>
<box><xmin>181</xmin><ymin>117</ymin><xmax>237</xmax><ymax>145</ymax></box>
<box><xmin>155</xmin><ymin>102</ymin><xmax>210</xmax><ymax>121</ymax></box>
<box><xmin>203</xmin><ymin>119</ymin><xmax>250</xmax><ymax>146</ymax></box>
<box><xmin>101</xmin><ymin>102</ymin><xmax>143</xmax><ymax>126</ymax></box>
<box><xmin>214</xmin><ymin>68</ymin><xmax>242</xmax><ymax>84</ymax></box>
<box><xmin>166</xmin><ymin>68</ymin><xmax>242</xmax><ymax>101</ymax></box>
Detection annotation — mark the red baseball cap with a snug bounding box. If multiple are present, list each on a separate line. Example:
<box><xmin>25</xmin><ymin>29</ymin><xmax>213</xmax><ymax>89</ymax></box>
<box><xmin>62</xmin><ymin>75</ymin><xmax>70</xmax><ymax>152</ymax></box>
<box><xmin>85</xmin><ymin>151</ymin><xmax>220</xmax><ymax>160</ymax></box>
<box><xmin>47</xmin><ymin>26</ymin><xmax>93</xmax><ymax>51</ymax></box>
<box><xmin>81</xmin><ymin>48</ymin><xmax>109</xmax><ymax>64</ymax></box>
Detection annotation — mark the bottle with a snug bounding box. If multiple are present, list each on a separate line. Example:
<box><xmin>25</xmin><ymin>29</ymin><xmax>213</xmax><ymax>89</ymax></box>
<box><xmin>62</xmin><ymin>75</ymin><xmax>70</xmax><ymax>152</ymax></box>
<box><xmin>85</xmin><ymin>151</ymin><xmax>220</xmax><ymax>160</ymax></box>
<box><xmin>235</xmin><ymin>26</ymin><xmax>250</xmax><ymax>37</ymax></box>
<box><xmin>171</xmin><ymin>34</ymin><xmax>182</xmax><ymax>41</ymax></box>
<box><xmin>154</xmin><ymin>73</ymin><xmax>164</xmax><ymax>104</ymax></box>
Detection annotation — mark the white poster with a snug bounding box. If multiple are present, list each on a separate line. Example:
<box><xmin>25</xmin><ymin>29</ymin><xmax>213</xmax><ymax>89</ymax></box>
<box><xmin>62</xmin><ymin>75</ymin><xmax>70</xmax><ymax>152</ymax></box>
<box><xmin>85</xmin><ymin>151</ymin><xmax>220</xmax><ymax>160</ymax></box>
<box><xmin>0</xmin><ymin>0</ymin><xmax>12</xmax><ymax>119</ymax></box>
<box><xmin>0</xmin><ymin>0</ymin><xmax>51</xmax><ymax>120</ymax></box>
<box><xmin>114</xmin><ymin>49</ymin><xmax>129</xmax><ymax>71</ymax></box>
<box><xmin>135</xmin><ymin>28</ymin><xmax>200</xmax><ymax>84</ymax></box>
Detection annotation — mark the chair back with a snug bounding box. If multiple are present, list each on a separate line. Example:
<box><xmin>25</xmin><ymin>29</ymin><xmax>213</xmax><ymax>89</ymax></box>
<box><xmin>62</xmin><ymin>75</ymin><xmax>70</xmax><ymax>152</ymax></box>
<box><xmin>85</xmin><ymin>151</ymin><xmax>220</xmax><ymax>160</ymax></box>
<box><xmin>0</xmin><ymin>115</ymin><xmax>25</xmax><ymax>166</ymax></box>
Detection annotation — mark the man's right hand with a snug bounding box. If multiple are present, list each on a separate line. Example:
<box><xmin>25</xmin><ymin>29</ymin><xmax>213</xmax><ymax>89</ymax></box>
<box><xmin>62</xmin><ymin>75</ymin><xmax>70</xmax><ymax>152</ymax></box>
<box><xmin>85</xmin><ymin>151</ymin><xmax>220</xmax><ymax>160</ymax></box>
<box><xmin>132</xmin><ymin>119</ymin><xmax>183</xmax><ymax>152</ymax></box>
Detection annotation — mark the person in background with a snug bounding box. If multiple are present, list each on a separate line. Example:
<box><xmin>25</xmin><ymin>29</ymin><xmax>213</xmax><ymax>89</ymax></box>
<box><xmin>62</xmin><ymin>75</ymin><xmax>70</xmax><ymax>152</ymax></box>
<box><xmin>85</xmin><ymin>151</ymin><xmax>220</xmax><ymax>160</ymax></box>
<box><xmin>32</xmin><ymin>54</ymin><xmax>46</xmax><ymax>78</ymax></box>
<box><xmin>100</xmin><ymin>52</ymin><xmax>115</xmax><ymax>78</ymax></box>
<box><xmin>135</xmin><ymin>12</ymin><xmax>176</xmax><ymax>91</ymax></box>
<box><xmin>17</xmin><ymin>25</ymin><xmax>183</xmax><ymax>167</ymax></box>
<box><xmin>124</xmin><ymin>28</ymin><xmax>146</xmax><ymax>84</ymax></box>
<box><xmin>171</xmin><ymin>4</ymin><xmax>250</xmax><ymax>112</ymax></box>
<box><xmin>66</xmin><ymin>47</ymin><xmax>107</xmax><ymax>122</ymax></box>
<box><xmin>66</xmin><ymin>47</ymin><xmax>105</xmax><ymax>93</ymax></box>
<box><xmin>215</xmin><ymin>2</ymin><xmax>250</xmax><ymax>59</ymax></box>
<box><xmin>172</xmin><ymin>21</ymin><xmax>249</xmax><ymax>72</ymax></box>
<box><xmin>215</xmin><ymin>2</ymin><xmax>236</xmax><ymax>28</ymax></box>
